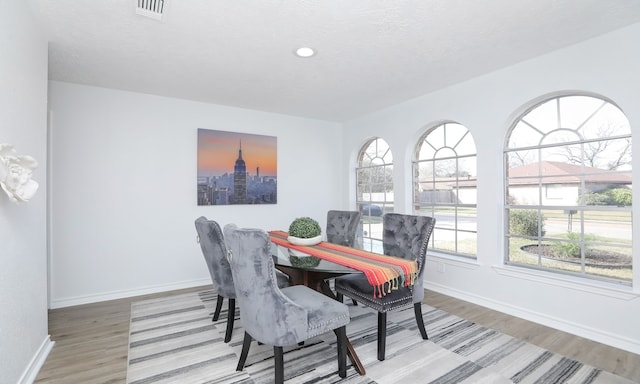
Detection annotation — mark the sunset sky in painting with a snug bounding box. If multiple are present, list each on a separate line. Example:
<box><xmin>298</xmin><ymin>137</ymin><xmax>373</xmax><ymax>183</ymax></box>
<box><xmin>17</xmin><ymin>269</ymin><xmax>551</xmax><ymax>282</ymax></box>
<box><xmin>197</xmin><ymin>129</ymin><xmax>277</xmax><ymax>177</ymax></box>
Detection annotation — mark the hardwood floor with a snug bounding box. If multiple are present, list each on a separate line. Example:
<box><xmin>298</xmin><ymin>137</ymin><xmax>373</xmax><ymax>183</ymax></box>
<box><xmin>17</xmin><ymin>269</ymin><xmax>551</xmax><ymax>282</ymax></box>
<box><xmin>426</xmin><ymin>290</ymin><xmax>640</xmax><ymax>382</ymax></box>
<box><xmin>34</xmin><ymin>286</ymin><xmax>640</xmax><ymax>383</ymax></box>
<box><xmin>34</xmin><ymin>286</ymin><xmax>206</xmax><ymax>384</ymax></box>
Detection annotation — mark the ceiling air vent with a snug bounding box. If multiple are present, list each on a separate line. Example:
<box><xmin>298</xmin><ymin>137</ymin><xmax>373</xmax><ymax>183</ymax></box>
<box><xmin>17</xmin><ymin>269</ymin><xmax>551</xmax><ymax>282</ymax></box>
<box><xmin>136</xmin><ymin>0</ymin><xmax>167</xmax><ymax>21</ymax></box>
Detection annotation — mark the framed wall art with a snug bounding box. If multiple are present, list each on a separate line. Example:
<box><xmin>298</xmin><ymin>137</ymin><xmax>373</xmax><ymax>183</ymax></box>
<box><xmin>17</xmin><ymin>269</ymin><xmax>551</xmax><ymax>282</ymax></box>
<box><xmin>197</xmin><ymin>128</ymin><xmax>277</xmax><ymax>205</ymax></box>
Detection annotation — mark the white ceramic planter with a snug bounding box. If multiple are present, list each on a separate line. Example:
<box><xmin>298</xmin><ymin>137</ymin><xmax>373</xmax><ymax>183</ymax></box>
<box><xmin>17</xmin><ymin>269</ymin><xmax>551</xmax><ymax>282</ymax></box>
<box><xmin>287</xmin><ymin>235</ymin><xmax>322</xmax><ymax>246</ymax></box>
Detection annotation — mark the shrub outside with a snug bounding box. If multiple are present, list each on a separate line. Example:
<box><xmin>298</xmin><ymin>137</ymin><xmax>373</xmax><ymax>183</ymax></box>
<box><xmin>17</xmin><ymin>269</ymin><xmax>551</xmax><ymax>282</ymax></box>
<box><xmin>509</xmin><ymin>209</ymin><xmax>546</xmax><ymax>237</ymax></box>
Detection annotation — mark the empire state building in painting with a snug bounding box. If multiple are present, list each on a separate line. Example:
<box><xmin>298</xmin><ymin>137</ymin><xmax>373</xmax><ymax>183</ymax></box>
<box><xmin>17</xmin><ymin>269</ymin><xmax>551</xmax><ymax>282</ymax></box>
<box><xmin>233</xmin><ymin>141</ymin><xmax>247</xmax><ymax>204</ymax></box>
<box><xmin>197</xmin><ymin>128</ymin><xmax>277</xmax><ymax>205</ymax></box>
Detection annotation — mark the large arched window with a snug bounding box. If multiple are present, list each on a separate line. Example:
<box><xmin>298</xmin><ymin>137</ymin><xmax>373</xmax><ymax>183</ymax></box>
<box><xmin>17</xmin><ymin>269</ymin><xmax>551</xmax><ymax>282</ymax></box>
<box><xmin>505</xmin><ymin>94</ymin><xmax>632</xmax><ymax>284</ymax></box>
<box><xmin>413</xmin><ymin>122</ymin><xmax>477</xmax><ymax>258</ymax></box>
<box><xmin>356</xmin><ymin>138</ymin><xmax>393</xmax><ymax>252</ymax></box>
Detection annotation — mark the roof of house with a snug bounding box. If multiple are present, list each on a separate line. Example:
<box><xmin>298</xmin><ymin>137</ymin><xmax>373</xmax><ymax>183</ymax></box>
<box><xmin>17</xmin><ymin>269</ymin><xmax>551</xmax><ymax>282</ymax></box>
<box><xmin>417</xmin><ymin>161</ymin><xmax>632</xmax><ymax>190</ymax></box>
<box><xmin>507</xmin><ymin>161</ymin><xmax>632</xmax><ymax>186</ymax></box>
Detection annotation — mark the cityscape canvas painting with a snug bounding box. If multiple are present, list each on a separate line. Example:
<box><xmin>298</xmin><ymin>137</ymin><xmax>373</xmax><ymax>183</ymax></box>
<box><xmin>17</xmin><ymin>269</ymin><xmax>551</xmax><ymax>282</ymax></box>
<box><xmin>197</xmin><ymin>128</ymin><xmax>277</xmax><ymax>205</ymax></box>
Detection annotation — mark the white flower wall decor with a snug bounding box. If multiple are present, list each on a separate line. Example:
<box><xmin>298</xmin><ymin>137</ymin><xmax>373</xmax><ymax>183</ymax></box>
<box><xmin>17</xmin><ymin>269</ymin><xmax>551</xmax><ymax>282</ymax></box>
<box><xmin>0</xmin><ymin>143</ymin><xmax>39</xmax><ymax>203</ymax></box>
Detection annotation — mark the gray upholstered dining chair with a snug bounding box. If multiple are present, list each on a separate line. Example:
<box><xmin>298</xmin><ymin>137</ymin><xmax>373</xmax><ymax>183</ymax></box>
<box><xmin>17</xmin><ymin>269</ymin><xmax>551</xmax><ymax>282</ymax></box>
<box><xmin>335</xmin><ymin>213</ymin><xmax>436</xmax><ymax>361</ymax></box>
<box><xmin>194</xmin><ymin>216</ymin><xmax>237</xmax><ymax>343</ymax></box>
<box><xmin>326</xmin><ymin>210</ymin><xmax>362</xmax><ymax>248</ymax></box>
<box><xmin>223</xmin><ymin>224</ymin><xmax>350</xmax><ymax>384</ymax></box>
<box><xmin>195</xmin><ymin>216</ymin><xmax>290</xmax><ymax>343</ymax></box>
<box><xmin>326</xmin><ymin>210</ymin><xmax>362</xmax><ymax>306</ymax></box>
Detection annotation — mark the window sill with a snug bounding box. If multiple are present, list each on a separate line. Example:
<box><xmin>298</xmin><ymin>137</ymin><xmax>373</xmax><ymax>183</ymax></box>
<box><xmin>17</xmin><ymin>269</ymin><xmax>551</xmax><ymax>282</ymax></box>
<box><xmin>493</xmin><ymin>265</ymin><xmax>638</xmax><ymax>300</ymax></box>
<box><xmin>426</xmin><ymin>252</ymin><xmax>480</xmax><ymax>270</ymax></box>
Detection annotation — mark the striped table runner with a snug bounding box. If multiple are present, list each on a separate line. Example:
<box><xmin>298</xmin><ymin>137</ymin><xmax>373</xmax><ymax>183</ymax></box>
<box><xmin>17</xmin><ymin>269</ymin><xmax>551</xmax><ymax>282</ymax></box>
<box><xmin>269</xmin><ymin>230</ymin><xmax>417</xmax><ymax>298</ymax></box>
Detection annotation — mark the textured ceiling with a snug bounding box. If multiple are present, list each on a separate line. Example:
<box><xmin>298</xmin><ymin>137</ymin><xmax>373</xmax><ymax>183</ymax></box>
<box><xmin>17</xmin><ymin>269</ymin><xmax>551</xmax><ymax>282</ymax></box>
<box><xmin>27</xmin><ymin>0</ymin><xmax>640</xmax><ymax>122</ymax></box>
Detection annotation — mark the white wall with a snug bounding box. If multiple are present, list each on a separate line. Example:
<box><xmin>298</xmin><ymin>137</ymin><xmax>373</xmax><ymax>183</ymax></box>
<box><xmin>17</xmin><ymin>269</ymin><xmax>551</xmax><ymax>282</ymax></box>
<box><xmin>343</xmin><ymin>23</ymin><xmax>640</xmax><ymax>354</ymax></box>
<box><xmin>48</xmin><ymin>81</ymin><xmax>344</xmax><ymax>307</ymax></box>
<box><xmin>0</xmin><ymin>1</ymin><xmax>51</xmax><ymax>383</ymax></box>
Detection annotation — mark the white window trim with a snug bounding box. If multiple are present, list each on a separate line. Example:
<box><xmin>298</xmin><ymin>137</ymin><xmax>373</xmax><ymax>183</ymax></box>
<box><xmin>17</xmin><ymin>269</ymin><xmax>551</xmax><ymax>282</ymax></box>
<box><xmin>493</xmin><ymin>265</ymin><xmax>638</xmax><ymax>300</ymax></box>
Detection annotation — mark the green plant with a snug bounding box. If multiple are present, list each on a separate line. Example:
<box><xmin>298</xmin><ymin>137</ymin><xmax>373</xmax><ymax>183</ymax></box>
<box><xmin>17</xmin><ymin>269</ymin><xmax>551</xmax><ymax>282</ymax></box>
<box><xmin>288</xmin><ymin>217</ymin><xmax>321</xmax><ymax>238</ymax></box>
<box><xmin>607</xmin><ymin>188</ymin><xmax>632</xmax><ymax>206</ymax></box>
<box><xmin>582</xmin><ymin>192</ymin><xmax>610</xmax><ymax>206</ymax></box>
<box><xmin>552</xmin><ymin>232</ymin><xmax>582</xmax><ymax>257</ymax></box>
<box><xmin>509</xmin><ymin>209</ymin><xmax>545</xmax><ymax>237</ymax></box>
<box><xmin>551</xmin><ymin>233</ymin><xmax>599</xmax><ymax>258</ymax></box>
<box><xmin>581</xmin><ymin>187</ymin><xmax>632</xmax><ymax>206</ymax></box>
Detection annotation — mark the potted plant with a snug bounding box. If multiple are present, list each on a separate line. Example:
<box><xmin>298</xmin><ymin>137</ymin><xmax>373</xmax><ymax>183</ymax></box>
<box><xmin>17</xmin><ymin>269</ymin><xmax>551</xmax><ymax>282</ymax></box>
<box><xmin>288</xmin><ymin>216</ymin><xmax>322</xmax><ymax>245</ymax></box>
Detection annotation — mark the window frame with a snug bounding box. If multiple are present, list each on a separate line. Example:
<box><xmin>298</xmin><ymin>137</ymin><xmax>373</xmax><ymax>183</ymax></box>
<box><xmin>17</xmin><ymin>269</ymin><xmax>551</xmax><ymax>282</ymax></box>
<box><xmin>504</xmin><ymin>93</ymin><xmax>632</xmax><ymax>285</ymax></box>
<box><xmin>355</xmin><ymin>137</ymin><xmax>393</xmax><ymax>253</ymax></box>
<box><xmin>413</xmin><ymin>121</ymin><xmax>478</xmax><ymax>259</ymax></box>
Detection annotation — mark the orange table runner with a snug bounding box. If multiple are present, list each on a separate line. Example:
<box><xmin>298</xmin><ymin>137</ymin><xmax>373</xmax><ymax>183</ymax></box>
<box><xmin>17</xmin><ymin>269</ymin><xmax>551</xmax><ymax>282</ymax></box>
<box><xmin>269</xmin><ymin>230</ymin><xmax>417</xmax><ymax>298</ymax></box>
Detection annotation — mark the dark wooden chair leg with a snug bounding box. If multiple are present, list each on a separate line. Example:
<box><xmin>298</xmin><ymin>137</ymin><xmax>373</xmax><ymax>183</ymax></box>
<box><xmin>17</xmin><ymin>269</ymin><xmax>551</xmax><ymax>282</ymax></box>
<box><xmin>377</xmin><ymin>312</ymin><xmax>387</xmax><ymax>361</ymax></box>
<box><xmin>274</xmin><ymin>346</ymin><xmax>284</xmax><ymax>384</ymax></box>
<box><xmin>213</xmin><ymin>294</ymin><xmax>224</xmax><ymax>321</ymax></box>
<box><xmin>224</xmin><ymin>298</ymin><xmax>235</xmax><ymax>342</ymax></box>
<box><xmin>236</xmin><ymin>332</ymin><xmax>252</xmax><ymax>371</ymax></box>
<box><xmin>336</xmin><ymin>326</ymin><xmax>347</xmax><ymax>378</ymax></box>
<box><xmin>414</xmin><ymin>302</ymin><xmax>428</xmax><ymax>340</ymax></box>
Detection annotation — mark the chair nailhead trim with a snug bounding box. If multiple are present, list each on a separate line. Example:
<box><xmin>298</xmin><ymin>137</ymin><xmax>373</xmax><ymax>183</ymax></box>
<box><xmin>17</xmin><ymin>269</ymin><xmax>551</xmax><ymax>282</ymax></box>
<box><xmin>337</xmin><ymin>286</ymin><xmax>413</xmax><ymax>312</ymax></box>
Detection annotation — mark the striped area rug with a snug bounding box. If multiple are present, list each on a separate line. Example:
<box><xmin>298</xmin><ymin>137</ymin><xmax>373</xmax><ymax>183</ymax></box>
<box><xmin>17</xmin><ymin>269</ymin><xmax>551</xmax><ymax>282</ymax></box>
<box><xmin>127</xmin><ymin>290</ymin><xmax>633</xmax><ymax>384</ymax></box>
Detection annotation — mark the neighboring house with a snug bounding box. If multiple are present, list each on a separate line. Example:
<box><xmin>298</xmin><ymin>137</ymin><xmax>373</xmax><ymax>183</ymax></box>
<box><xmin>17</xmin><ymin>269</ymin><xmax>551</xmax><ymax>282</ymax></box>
<box><xmin>416</xmin><ymin>161</ymin><xmax>632</xmax><ymax>207</ymax></box>
<box><xmin>417</xmin><ymin>176</ymin><xmax>477</xmax><ymax>205</ymax></box>
<box><xmin>507</xmin><ymin>161</ymin><xmax>632</xmax><ymax>206</ymax></box>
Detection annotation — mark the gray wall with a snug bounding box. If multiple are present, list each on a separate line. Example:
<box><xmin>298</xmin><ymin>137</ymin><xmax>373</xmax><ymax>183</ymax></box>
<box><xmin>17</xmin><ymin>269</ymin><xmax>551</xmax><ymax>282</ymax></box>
<box><xmin>0</xmin><ymin>0</ymin><xmax>50</xmax><ymax>383</ymax></box>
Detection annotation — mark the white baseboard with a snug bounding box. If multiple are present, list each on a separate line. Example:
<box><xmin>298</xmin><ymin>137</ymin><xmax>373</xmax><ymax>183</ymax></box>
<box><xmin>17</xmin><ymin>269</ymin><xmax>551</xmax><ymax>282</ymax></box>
<box><xmin>18</xmin><ymin>335</ymin><xmax>54</xmax><ymax>384</ymax></box>
<box><xmin>425</xmin><ymin>281</ymin><xmax>640</xmax><ymax>355</ymax></box>
<box><xmin>49</xmin><ymin>278</ymin><xmax>211</xmax><ymax>309</ymax></box>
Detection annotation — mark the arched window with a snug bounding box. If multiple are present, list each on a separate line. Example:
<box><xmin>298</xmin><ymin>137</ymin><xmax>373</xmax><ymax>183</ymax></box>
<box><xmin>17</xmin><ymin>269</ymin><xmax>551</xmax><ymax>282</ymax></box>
<box><xmin>413</xmin><ymin>122</ymin><xmax>477</xmax><ymax>258</ymax></box>
<box><xmin>505</xmin><ymin>94</ymin><xmax>632</xmax><ymax>283</ymax></box>
<box><xmin>356</xmin><ymin>138</ymin><xmax>393</xmax><ymax>252</ymax></box>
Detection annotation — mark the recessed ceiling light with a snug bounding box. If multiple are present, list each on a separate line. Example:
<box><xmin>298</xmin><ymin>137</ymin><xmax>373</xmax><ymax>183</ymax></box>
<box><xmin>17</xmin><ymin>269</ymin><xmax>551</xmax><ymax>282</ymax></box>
<box><xmin>295</xmin><ymin>47</ymin><xmax>315</xmax><ymax>58</ymax></box>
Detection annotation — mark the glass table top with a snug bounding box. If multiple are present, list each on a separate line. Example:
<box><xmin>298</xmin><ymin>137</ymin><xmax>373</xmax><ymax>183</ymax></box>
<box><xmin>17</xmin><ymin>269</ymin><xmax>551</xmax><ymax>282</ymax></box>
<box><xmin>270</xmin><ymin>243</ymin><xmax>358</xmax><ymax>274</ymax></box>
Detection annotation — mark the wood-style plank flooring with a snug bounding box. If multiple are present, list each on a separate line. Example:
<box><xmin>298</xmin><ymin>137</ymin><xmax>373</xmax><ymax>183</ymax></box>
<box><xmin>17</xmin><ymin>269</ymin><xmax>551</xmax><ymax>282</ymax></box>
<box><xmin>34</xmin><ymin>286</ymin><xmax>640</xmax><ymax>383</ymax></box>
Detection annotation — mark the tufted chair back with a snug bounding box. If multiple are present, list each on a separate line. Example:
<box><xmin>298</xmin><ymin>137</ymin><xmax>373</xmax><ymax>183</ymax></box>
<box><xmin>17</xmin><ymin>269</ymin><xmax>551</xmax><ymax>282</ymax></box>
<box><xmin>194</xmin><ymin>216</ymin><xmax>236</xmax><ymax>299</ymax></box>
<box><xmin>334</xmin><ymin>212</ymin><xmax>436</xmax><ymax>361</ymax></box>
<box><xmin>382</xmin><ymin>213</ymin><xmax>435</xmax><ymax>303</ymax></box>
<box><xmin>223</xmin><ymin>224</ymin><xmax>307</xmax><ymax>346</ymax></box>
<box><xmin>326</xmin><ymin>210</ymin><xmax>362</xmax><ymax>247</ymax></box>
<box><xmin>226</xmin><ymin>224</ymin><xmax>350</xmax><ymax>383</ymax></box>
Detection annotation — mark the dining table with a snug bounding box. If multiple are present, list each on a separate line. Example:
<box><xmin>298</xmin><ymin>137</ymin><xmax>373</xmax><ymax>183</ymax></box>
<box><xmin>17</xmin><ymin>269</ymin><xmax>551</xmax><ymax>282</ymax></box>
<box><xmin>271</xmin><ymin>243</ymin><xmax>359</xmax><ymax>295</ymax></box>
<box><xmin>269</xmin><ymin>230</ymin><xmax>419</xmax><ymax>377</ymax></box>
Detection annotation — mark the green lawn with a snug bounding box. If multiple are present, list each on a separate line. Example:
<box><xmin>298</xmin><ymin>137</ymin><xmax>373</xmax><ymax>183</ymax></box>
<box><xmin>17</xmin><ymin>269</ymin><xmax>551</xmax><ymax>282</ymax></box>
<box><xmin>363</xmin><ymin>208</ymin><xmax>632</xmax><ymax>282</ymax></box>
<box><xmin>508</xmin><ymin>236</ymin><xmax>632</xmax><ymax>282</ymax></box>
